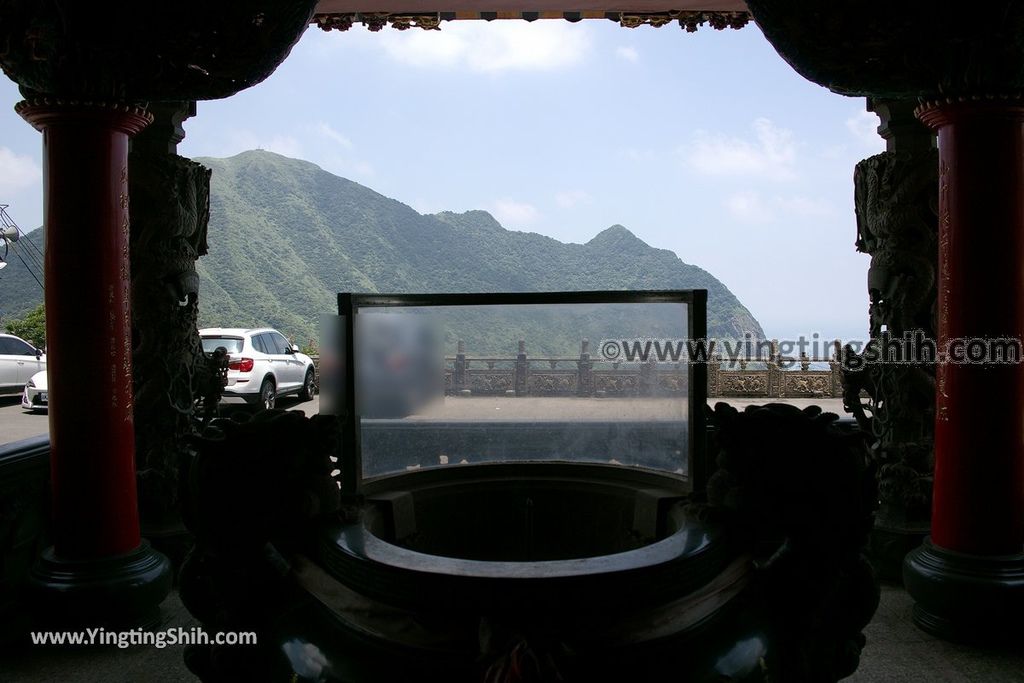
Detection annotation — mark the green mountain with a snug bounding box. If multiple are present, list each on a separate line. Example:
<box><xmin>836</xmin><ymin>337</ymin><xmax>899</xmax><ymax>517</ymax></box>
<box><xmin>0</xmin><ymin>225</ymin><xmax>45</xmax><ymax>325</ymax></box>
<box><xmin>1</xmin><ymin>150</ymin><xmax>765</xmax><ymax>353</ymax></box>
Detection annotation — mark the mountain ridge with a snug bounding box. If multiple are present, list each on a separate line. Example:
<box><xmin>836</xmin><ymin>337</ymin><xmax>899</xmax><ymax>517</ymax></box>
<box><xmin>1</xmin><ymin>150</ymin><xmax>764</xmax><ymax>351</ymax></box>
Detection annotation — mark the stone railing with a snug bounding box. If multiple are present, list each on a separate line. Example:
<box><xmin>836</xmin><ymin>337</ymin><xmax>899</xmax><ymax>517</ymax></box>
<box><xmin>446</xmin><ymin>339</ymin><xmax>844</xmax><ymax>399</ymax></box>
<box><xmin>445</xmin><ymin>339</ymin><xmax>686</xmax><ymax>398</ymax></box>
<box><xmin>709</xmin><ymin>339</ymin><xmax>845</xmax><ymax>399</ymax></box>
<box><xmin>312</xmin><ymin>338</ymin><xmax>846</xmax><ymax>400</ymax></box>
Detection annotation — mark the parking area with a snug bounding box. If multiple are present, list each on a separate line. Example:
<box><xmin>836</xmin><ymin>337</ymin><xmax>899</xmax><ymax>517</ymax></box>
<box><xmin>0</xmin><ymin>394</ymin><xmax>320</xmax><ymax>447</ymax></box>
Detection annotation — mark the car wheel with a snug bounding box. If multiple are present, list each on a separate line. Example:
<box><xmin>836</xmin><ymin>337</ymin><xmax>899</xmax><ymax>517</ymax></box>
<box><xmin>260</xmin><ymin>379</ymin><xmax>276</xmax><ymax>410</ymax></box>
<box><xmin>298</xmin><ymin>369</ymin><xmax>315</xmax><ymax>401</ymax></box>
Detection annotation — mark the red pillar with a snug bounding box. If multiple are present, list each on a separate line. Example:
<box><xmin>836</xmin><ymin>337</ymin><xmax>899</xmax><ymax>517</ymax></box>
<box><xmin>17</xmin><ymin>100</ymin><xmax>170</xmax><ymax>625</ymax></box>
<box><xmin>904</xmin><ymin>100</ymin><xmax>1024</xmax><ymax>641</ymax></box>
<box><xmin>918</xmin><ymin>101</ymin><xmax>1024</xmax><ymax>556</ymax></box>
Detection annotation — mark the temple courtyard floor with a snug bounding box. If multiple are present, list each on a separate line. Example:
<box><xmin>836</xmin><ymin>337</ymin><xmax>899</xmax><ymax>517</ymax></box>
<box><xmin>4</xmin><ymin>584</ymin><xmax>1023</xmax><ymax>681</ymax></box>
<box><xmin>6</xmin><ymin>395</ymin><xmax>1021</xmax><ymax>680</ymax></box>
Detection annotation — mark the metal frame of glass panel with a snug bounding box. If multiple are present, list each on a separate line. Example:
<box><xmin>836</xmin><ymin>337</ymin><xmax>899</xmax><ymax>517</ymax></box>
<box><xmin>336</xmin><ymin>290</ymin><xmax>708</xmax><ymax>498</ymax></box>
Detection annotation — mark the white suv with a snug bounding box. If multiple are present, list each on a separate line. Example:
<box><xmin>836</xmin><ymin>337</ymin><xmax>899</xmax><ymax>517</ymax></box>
<box><xmin>0</xmin><ymin>333</ymin><xmax>45</xmax><ymax>397</ymax></box>
<box><xmin>199</xmin><ymin>328</ymin><xmax>316</xmax><ymax>409</ymax></box>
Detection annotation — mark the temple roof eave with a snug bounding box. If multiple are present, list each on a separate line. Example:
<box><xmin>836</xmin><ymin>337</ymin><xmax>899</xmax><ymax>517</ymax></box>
<box><xmin>311</xmin><ymin>2</ymin><xmax>750</xmax><ymax>31</ymax></box>
<box><xmin>315</xmin><ymin>0</ymin><xmax>747</xmax><ymax>12</ymax></box>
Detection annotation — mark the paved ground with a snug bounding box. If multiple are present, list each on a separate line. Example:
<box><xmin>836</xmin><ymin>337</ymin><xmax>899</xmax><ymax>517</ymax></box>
<box><xmin>407</xmin><ymin>397</ymin><xmax>846</xmax><ymax>421</ymax></box>
<box><xmin>0</xmin><ymin>395</ymin><xmax>320</xmax><ymax>447</ymax></box>
<box><xmin>408</xmin><ymin>396</ymin><xmax>689</xmax><ymax>421</ymax></box>
<box><xmin>0</xmin><ymin>396</ymin><xmax>848</xmax><ymax>447</ymax></box>
<box><xmin>3</xmin><ymin>393</ymin><xmax>1016</xmax><ymax>681</ymax></box>
<box><xmin>0</xmin><ymin>394</ymin><xmax>49</xmax><ymax>444</ymax></box>
<box><xmin>848</xmin><ymin>584</ymin><xmax>1024</xmax><ymax>682</ymax></box>
<box><xmin>6</xmin><ymin>584</ymin><xmax>1022</xmax><ymax>682</ymax></box>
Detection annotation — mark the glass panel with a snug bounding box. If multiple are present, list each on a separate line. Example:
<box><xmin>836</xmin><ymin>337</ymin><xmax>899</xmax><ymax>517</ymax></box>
<box><xmin>0</xmin><ymin>337</ymin><xmax>34</xmax><ymax>355</ymax></box>
<box><xmin>11</xmin><ymin>338</ymin><xmax>34</xmax><ymax>355</ymax></box>
<box><xmin>262</xmin><ymin>333</ymin><xmax>278</xmax><ymax>356</ymax></box>
<box><xmin>270</xmin><ymin>332</ymin><xmax>291</xmax><ymax>354</ymax></box>
<box><xmin>200</xmin><ymin>336</ymin><xmax>244</xmax><ymax>354</ymax></box>
<box><xmin>352</xmin><ymin>299</ymin><xmax>691</xmax><ymax>482</ymax></box>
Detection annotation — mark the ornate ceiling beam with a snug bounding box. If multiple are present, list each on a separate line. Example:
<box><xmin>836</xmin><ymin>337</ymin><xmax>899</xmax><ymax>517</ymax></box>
<box><xmin>313</xmin><ymin>9</ymin><xmax>749</xmax><ymax>31</ymax></box>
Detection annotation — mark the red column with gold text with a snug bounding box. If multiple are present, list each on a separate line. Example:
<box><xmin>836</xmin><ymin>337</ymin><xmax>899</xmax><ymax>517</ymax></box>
<box><xmin>17</xmin><ymin>100</ymin><xmax>170</xmax><ymax>625</ymax></box>
<box><xmin>918</xmin><ymin>100</ymin><xmax>1024</xmax><ymax>557</ymax></box>
<box><xmin>904</xmin><ymin>99</ymin><xmax>1024</xmax><ymax>641</ymax></box>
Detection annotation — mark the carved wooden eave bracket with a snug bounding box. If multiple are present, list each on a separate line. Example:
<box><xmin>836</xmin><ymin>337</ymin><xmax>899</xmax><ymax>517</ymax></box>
<box><xmin>313</xmin><ymin>9</ymin><xmax>749</xmax><ymax>32</ymax></box>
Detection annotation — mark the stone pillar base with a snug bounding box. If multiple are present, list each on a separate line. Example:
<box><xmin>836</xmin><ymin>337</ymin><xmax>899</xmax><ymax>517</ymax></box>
<box><xmin>28</xmin><ymin>540</ymin><xmax>172</xmax><ymax>630</ymax></box>
<box><xmin>904</xmin><ymin>537</ymin><xmax>1024</xmax><ymax>643</ymax></box>
<box><xmin>141</xmin><ymin>519</ymin><xmax>195</xmax><ymax>583</ymax></box>
<box><xmin>869</xmin><ymin>522</ymin><xmax>929</xmax><ymax>583</ymax></box>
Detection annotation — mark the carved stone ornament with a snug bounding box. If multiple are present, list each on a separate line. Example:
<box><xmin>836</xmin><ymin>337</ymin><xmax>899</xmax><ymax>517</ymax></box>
<box><xmin>129</xmin><ymin>145</ymin><xmax>213</xmax><ymax>523</ymax></box>
<box><xmin>593</xmin><ymin>373</ymin><xmax>639</xmax><ymax>394</ymax></box>
<box><xmin>469</xmin><ymin>371</ymin><xmax>513</xmax><ymax>392</ymax></box>
<box><xmin>620</xmin><ymin>10</ymin><xmax>749</xmax><ymax>32</ymax></box>
<box><xmin>389</xmin><ymin>14</ymin><xmax>443</xmax><ymax>31</ymax></box>
<box><xmin>0</xmin><ymin>2</ymin><xmax>317</xmax><ymax>101</ymax></box>
<box><xmin>745</xmin><ymin>1</ymin><xmax>1024</xmax><ymax>99</ymax></box>
<box><xmin>696</xmin><ymin>403</ymin><xmax>879</xmax><ymax>681</ymax></box>
<box><xmin>783</xmin><ymin>373</ymin><xmax>831</xmax><ymax>397</ymax></box>
<box><xmin>528</xmin><ymin>372</ymin><xmax>577</xmax><ymax>394</ymax></box>
<box><xmin>720</xmin><ymin>373</ymin><xmax>767</xmax><ymax>395</ymax></box>
<box><xmin>845</xmin><ymin>146</ymin><xmax>938</xmax><ymax>527</ymax></box>
<box><xmin>179</xmin><ymin>410</ymin><xmax>340</xmax><ymax>628</ymax></box>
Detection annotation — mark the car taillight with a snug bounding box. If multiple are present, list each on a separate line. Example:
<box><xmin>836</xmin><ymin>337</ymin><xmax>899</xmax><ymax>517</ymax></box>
<box><xmin>229</xmin><ymin>357</ymin><xmax>254</xmax><ymax>372</ymax></box>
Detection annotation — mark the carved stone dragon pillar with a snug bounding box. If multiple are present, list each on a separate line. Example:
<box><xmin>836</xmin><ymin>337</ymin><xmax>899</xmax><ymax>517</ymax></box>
<box><xmin>847</xmin><ymin>99</ymin><xmax>938</xmax><ymax>580</ymax></box>
<box><xmin>129</xmin><ymin>102</ymin><xmax>214</xmax><ymax>564</ymax></box>
<box><xmin>747</xmin><ymin>0</ymin><xmax>1024</xmax><ymax>640</ymax></box>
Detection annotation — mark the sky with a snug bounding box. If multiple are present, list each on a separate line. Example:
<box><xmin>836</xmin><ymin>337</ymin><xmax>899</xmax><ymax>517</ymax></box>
<box><xmin>0</xmin><ymin>20</ymin><xmax>885</xmax><ymax>349</ymax></box>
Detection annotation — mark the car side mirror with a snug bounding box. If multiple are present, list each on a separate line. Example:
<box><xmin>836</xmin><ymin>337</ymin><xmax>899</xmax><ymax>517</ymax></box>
<box><xmin>285</xmin><ymin>346</ymin><xmax>295</xmax><ymax>355</ymax></box>
<box><xmin>35</xmin><ymin>348</ymin><xmax>42</xmax><ymax>359</ymax></box>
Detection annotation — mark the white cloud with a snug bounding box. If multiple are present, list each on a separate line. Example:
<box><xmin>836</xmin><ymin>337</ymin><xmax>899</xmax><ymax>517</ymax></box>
<box><xmin>846</xmin><ymin>110</ymin><xmax>884</xmax><ymax>150</ymax></box>
<box><xmin>555</xmin><ymin>190</ymin><xmax>590</xmax><ymax>208</ymax></box>
<box><xmin>373</xmin><ymin>21</ymin><xmax>591</xmax><ymax>73</ymax></box>
<box><xmin>297</xmin><ymin>126</ymin><xmax>374</xmax><ymax>179</ymax></box>
<box><xmin>774</xmin><ymin>195</ymin><xmax>834</xmax><ymax>217</ymax></box>
<box><xmin>726</xmin><ymin>192</ymin><xmax>771</xmax><ymax>223</ymax></box>
<box><xmin>615</xmin><ymin>46</ymin><xmax>639</xmax><ymax>63</ymax></box>
<box><xmin>726</xmin><ymin>192</ymin><xmax>834</xmax><ymax>223</ymax></box>
<box><xmin>491</xmin><ymin>198</ymin><xmax>539</xmax><ymax>227</ymax></box>
<box><xmin>0</xmin><ymin>147</ymin><xmax>41</xmax><ymax>195</ymax></box>
<box><xmin>819</xmin><ymin>144</ymin><xmax>848</xmax><ymax>160</ymax></box>
<box><xmin>314</xmin><ymin>122</ymin><xmax>353</xmax><ymax>148</ymax></box>
<box><xmin>685</xmin><ymin>118</ymin><xmax>798</xmax><ymax>181</ymax></box>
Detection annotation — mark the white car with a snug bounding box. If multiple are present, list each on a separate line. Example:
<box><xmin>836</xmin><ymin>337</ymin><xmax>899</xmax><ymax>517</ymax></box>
<box><xmin>199</xmin><ymin>327</ymin><xmax>316</xmax><ymax>410</ymax></box>
<box><xmin>22</xmin><ymin>369</ymin><xmax>47</xmax><ymax>412</ymax></box>
<box><xmin>0</xmin><ymin>333</ymin><xmax>45</xmax><ymax>397</ymax></box>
